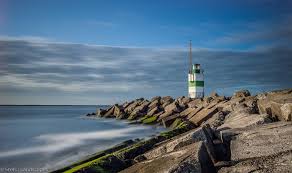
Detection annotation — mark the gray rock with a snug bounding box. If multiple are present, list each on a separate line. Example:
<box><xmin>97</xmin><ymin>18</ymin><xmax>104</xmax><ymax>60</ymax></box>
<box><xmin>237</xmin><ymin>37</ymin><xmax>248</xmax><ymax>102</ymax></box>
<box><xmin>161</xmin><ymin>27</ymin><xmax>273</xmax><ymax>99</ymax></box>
<box><xmin>232</xmin><ymin>90</ymin><xmax>251</xmax><ymax>98</ymax></box>
<box><xmin>218</xmin><ymin>151</ymin><xmax>292</xmax><ymax>173</ymax></box>
<box><xmin>187</xmin><ymin>98</ymin><xmax>203</xmax><ymax>108</ymax></box>
<box><xmin>147</xmin><ymin>106</ymin><xmax>160</xmax><ymax>117</ymax></box>
<box><xmin>120</xmin><ymin>142</ymin><xmax>215</xmax><ymax>173</ymax></box>
<box><xmin>124</xmin><ymin>99</ymin><xmax>144</xmax><ymax>114</ymax></box>
<box><xmin>96</xmin><ymin>108</ymin><xmax>106</xmax><ymax>117</ymax></box>
<box><xmin>218</xmin><ymin>122</ymin><xmax>292</xmax><ymax>173</ymax></box>
<box><xmin>103</xmin><ymin>106</ymin><xmax>115</xmax><ymax>118</ymax></box>
<box><xmin>150</xmin><ymin>96</ymin><xmax>161</xmax><ymax>102</ymax></box>
<box><xmin>148</xmin><ymin>99</ymin><xmax>160</xmax><ymax>110</ymax></box>
<box><xmin>128</xmin><ymin>100</ymin><xmax>150</xmax><ymax>120</ymax></box>
<box><xmin>143</xmin><ymin>126</ymin><xmax>215</xmax><ymax>161</ymax></box>
<box><xmin>164</xmin><ymin>101</ymin><xmax>181</xmax><ymax>113</ymax></box>
<box><xmin>257</xmin><ymin>89</ymin><xmax>292</xmax><ymax>121</ymax></box>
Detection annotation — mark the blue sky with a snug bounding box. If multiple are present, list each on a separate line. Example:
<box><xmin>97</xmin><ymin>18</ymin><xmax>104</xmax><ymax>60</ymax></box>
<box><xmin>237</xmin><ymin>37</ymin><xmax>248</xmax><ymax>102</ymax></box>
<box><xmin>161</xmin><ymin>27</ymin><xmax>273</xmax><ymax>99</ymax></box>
<box><xmin>0</xmin><ymin>0</ymin><xmax>291</xmax><ymax>104</ymax></box>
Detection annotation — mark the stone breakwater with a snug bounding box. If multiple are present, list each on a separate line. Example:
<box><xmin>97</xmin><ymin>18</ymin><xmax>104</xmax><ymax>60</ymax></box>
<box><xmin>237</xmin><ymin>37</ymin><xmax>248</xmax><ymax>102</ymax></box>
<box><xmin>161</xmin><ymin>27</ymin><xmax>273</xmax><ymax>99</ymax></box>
<box><xmin>59</xmin><ymin>89</ymin><xmax>292</xmax><ymax>173</ymax></box>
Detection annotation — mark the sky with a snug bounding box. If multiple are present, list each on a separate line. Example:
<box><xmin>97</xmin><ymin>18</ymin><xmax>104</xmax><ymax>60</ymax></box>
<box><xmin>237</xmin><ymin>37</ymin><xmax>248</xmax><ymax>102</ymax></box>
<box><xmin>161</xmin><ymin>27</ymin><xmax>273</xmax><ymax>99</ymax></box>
<box><xmin>0</xmin><ymin>0</ymin><xmax>291</xmax><ymax>105</ymax></box>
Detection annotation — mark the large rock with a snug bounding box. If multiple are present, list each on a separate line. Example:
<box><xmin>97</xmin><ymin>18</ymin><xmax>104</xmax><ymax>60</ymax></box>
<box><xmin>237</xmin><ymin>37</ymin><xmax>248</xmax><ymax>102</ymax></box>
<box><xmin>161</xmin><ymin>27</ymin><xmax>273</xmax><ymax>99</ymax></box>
<box><xmin>124</xmin><ymin>99</ymin><xmax>143</xmax><ymax>114</ymax></box>
<box><xmin>164</xmin><ymin>101</ymin><xmax>181</xmax><ymax>113</ymax></box>
<box><xmin>128</xmin><ymin>100</ymin><xmax>150</xmax><ymax>120</ymax></box>
<box><xmin>179</xmin><ymin>107</ymin><xmax>197</xmax><ymax>117</ymax></box>
<box><xmin>257</xmin><ymin>89</ymin><xmax>292</xmax><ymax>121</ymax></box>
<box><xmin>161</xmin><ymin>96</ymin><xmax>174</xmax><ymax>108</ymax></box>
<box><xmin>146</xmin><ymin>106</ymin><xmax>160</xmax><ymax>117</ymax></box>
<box><xmin>218</xmin><ymin>104</ymin><xmax>272</xmax><ymax>130</ymax></box>
<box><xmin>150</xmin><ymin>96</ymin><xmax>161</xmax><ymax>102</ymax></box>
<box><xmin>280</xmin><ymin>103</ymin><xmax>292</xmax><ymax>121</ymax></box>
<box><xmin>120</xmin><ymin>142</ymin><xmax>216</xmax><ymax>173</ymax></box>
<box><xmin>113</xmin><ymin>105</ymin><xmax>123</xmax><ymax>116</ymax></box>
<box><xmin>189</xmin><ymin>106</ymin><xmax>219</xmax><ymax>126</ymax></box>
<box><xmin>161</xmin><ymin>114</ymin><xmax>181</xmax><ymax>126</ymax></box>
<box><xmin>271</xmin><ymin>101</ymin><xmax>292</xmax><ymax>121</ymax></box>
<box><xmin>157</xmin><ymin>101</ymin><xmax>182</xmax><ymax>121</ymax></box>
<box><xmin>187</xmin><ymin>98</ymin><xmax>203</xmax><ymax>108</ymax></box>
<box><xmin>122</xmin><ymin>101</ymin><xmax>134</xmax><ymax>109</ymax></box>
<box><xmin>202</xmin><ymin>111</ymin><xmax>225</xmax><ymax>129</ymax></box>
<box><xmin>148</xmin><ymin>99</ymin><xmax>160</xmax><ymax>110</ymax></box>
<box><xmin>96</xmin><ymin>108</ymin><xmax>106</xmax><ymax>116</ymax></box>
<box><xmin>232</xmin><ymin>90</ymin><xmax>251</xmax><ymax>98</ymax></box>
<box><xmin>218</xmin><ymin>151</ymin><xmax>292</xmax><ymax>173</ymax></box>
<box><xmin>176</xmin><ymin>96</ymin><xmax>191</xmax><ymax>109</ymax></box>
<box><xmin>186</xmin><ymin>106</ymin><xmax>204</xmax><ymax>119</ymax></box>
<box><xmin>188</xmin><ymin>100</ymin><xmax>225</xmax><ymax>126</ymax></box>
<box><xmin>103</xmin><ymin>106</ymin><xmax>116</xmax><ymax>118</ymax></box>
<box><xmin>142</xmin><ymin>126</ymin><xmax>215</xmax><ymax>161</ymax></box>
<box><xmin>218</xmin><ymin>122</ymin><xmax>292</xmax><ymax>173</ymax></box>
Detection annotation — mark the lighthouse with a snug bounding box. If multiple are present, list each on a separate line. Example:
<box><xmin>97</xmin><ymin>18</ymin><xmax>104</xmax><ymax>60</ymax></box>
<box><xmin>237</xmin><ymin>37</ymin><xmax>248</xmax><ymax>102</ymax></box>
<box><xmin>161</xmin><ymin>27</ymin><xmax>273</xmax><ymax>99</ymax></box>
<box><xmin>188</xmin><ymin>40</ymin><xmax>204</xmax><ymax>98</ymax></box>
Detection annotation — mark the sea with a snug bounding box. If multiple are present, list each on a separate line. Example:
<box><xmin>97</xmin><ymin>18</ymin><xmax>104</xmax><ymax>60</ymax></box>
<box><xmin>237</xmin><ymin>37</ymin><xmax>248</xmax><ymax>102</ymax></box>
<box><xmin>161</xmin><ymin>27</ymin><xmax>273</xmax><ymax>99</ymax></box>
<box><xmin>0</xmin><ymin>105</ymin><xmax>165</xmax><ymax>172</ymax></box>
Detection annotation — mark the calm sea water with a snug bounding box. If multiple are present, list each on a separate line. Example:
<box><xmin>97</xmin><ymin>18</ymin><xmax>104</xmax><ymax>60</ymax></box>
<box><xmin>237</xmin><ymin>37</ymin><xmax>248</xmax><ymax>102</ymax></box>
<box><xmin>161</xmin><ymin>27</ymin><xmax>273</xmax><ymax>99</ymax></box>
<box><xmin>0</xmin><ymin>106</ymin><xmax>165</xmax><ymax>172</ymax></box>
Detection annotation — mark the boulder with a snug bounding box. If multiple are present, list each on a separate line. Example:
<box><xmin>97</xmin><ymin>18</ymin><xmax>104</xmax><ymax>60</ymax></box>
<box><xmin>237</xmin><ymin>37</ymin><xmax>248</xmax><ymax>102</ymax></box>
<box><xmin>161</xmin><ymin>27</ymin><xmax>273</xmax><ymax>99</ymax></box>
<box><xmin>280</xmin><ymin>103</ymin><xmax>292</xmax><ymax>121</ymax></box>
<box><xmin>210</xmin><ymin>92</ymin><xmax>219</xmax><ymax>98</ymax></box>
<box><xmin>164</xmin><ymin>101</ymin><xmax>181</xmax><ymax>113</ymax></box>
<box><xmin>128</xmin><ymin>100</ymin><xmax>150</xmax><ymax>120</ymax></box>
<box><xmin>157</xmin><ymin>111</ymin><xmax>174</xmax><ymax>121</ymax></box>
<box><xmin>179</xmin><ymin>107</ymin><xmax>197</xmax><ymax>117</ymax></box>
<box><xmin>271</xmin><ymin>101</ymin><xmax>292</xmax><ymax>121</ymax></box>
<box><xmin>160</xmin><ymin>96</ymin><xmax>174</xmax><ymax>104</ymax></box>
<box><xmin>257</xmin><ymin>89</ymin><xmax>292</xmax><ymax>121</ymax></box>
<box><xmin>160</xmin><ymin>96</ymin><xmax>174</xmax><ymax>108</ymax></box>
<box><xmin>120</xmin><ymin>142</ymin><xmax>215</xmax><ymax>173</ymax></box>
<box><xmin>148</xmin><ymin>99</ymin><xmax>160</xmax><ymax>110</ymax></box>
<box><xmin>202</xmin><ymin>111</ymin><xmax>225</xmax><ymax>129</ymax></box>
<box><xmin>189</xmin><ymin>106</ymin><xmax>219</xmax><ymax>126</ymax></box>
<box><xmin>218</xmin><ymin>151</ymin><xmax>292</xmax><ymax>173</ymax></box>
<box><xmin>232</xmin><ymin>90</ymin><xmax>251</xmax><ymax>98</ymax></box>
<box><xmin>146</xmin><ymin>106</ymin><xmax>160</xmax><ymax>117</ymax></box>
<box><xmin>124</xmin><ymin>99</ymin><xmax>143</xmax><ymax>114</ymax></box>
<box><xmin>176</xmin><ymin>96</ymin><xmax>191</xmax><ymax>109</ymax></box>
<box><xmin>218</xmin><ymin>104</ymin><xmax>272</xmax><ymax>130</ymax></box>
<box><xmin>142</xmin><ymin>126</ymin><xmax>215</xmax><ymax>161</ymax></box>
<box><xmin>218</xmin><ymin>122</ymin><xmax>292</xmax><ymax>173</ymax></box>
<box><xmin>103</xmin><ymin>106</ymin><xmax>115</xmax><ymax>118</ymax></box>
<box><xmin>150</xmin><ymin>96</ymin><xmax>161</xmax><ymax>102</ymax></box>
<box><xmin>187</xmin><ymin>98</ymin><xmax>203</xmax><ymax>108</ymax></box>
<box><xmin>188</xmin><ymin>100</ymin><xmax>226</xmax><ymax>126</ymax></box>
<box><xmin>203</xmin><ymin>96</ymin><xmax>214</xmax><ymax>105</ymax></box>
<box><xmin>122</xmin><ymin>101</ymin><xmax>134</xmax><ymax>109</ymax></box>
<box><xmin>231</xmin><ymin>122</ymin><xmax>292</xmax><ymax>160</ymax></box>
<box><xmin>96</xmin><ymin>108</ymin><xmax>106</xmax><ymax>117</ymax></box>
<box><xmin>161</xmin><ymin>114</ymin><xmax>181</xmax><ymax>126</ymax></box>
<box><xmin>113</xmin><ymin>105</ymin><xmax>124</xmax><ymax>117</ymax></box>
<box><xmin>186</xmin><ymin>106</ymin><xmax>204</xmax><ymax>119</ymax></box>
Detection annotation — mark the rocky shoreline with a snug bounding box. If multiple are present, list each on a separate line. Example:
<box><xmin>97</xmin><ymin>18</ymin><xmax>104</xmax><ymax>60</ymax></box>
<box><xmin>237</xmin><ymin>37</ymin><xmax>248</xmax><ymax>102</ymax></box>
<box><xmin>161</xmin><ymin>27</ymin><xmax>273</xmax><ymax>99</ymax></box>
<box><xmin>55</xmin><ymin>88</ymin><xmax>292</xmax><ymax>173</ymax></box>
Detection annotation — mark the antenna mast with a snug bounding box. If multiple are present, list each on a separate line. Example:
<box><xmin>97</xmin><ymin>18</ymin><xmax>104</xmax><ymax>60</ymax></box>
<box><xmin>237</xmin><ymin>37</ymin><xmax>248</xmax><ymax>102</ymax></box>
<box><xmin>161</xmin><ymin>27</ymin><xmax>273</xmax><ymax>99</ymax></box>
<box><xmin>189</xmin><ymin>40</ymin><xmax>192</xmax><ymax>73</ymax></box>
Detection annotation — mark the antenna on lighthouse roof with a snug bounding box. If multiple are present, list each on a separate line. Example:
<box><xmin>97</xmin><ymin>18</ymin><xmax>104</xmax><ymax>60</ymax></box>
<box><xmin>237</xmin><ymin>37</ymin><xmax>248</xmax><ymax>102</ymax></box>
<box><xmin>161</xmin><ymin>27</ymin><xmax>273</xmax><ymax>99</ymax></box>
<box><xmin>189</xmin><ymin>40</ymin><xmax>192</xmax><ymax>73</ymax></box>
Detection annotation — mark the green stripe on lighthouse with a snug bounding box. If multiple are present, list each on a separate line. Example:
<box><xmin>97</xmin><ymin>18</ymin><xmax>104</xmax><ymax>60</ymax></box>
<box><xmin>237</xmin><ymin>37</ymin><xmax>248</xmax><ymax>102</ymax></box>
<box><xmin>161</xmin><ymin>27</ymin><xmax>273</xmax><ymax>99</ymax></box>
<box><xmin>189</xmin><ymin>81</ymin><xmax>204</xmax><ymax>87</ymax></box>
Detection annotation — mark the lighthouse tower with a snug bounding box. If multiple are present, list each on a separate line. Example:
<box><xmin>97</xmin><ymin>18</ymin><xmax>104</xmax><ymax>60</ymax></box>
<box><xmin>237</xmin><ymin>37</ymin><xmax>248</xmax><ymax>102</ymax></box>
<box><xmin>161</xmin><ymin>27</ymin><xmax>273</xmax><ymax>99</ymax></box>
<box><xmin>188</xmin><ymin>40</ymin><xmax>204</xmax><ymax>98</ymax></box>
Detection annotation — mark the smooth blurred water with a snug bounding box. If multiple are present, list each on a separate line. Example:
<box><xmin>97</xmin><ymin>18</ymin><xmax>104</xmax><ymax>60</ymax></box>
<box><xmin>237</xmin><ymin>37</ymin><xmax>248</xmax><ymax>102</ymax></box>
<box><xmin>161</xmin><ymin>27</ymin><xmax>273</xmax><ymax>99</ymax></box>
<box><xmin>0</xmin><ymin>106</ymin><xmax>165</xmax><ymax>172</ymax></box>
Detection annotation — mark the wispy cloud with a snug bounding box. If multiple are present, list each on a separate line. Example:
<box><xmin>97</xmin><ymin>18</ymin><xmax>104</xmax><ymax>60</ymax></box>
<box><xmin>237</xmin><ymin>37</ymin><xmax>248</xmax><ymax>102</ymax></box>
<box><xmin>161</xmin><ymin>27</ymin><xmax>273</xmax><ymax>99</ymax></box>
<box><xmin>0</xmin><ymin>36</ymin><xmax>291</xmax><ymax>104</ymax></box>
<box><xmin>209</xmin><ymin>15</ymin><xmax>292</xmax><ymax>49</ymax></box>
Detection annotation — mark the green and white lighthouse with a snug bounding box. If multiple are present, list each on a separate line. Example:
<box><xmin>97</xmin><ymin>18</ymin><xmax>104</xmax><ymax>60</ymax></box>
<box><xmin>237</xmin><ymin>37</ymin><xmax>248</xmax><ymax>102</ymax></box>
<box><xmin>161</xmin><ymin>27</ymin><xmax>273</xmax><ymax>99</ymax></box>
<box><xmin>188</xmin><ymin>40</ymin><xmax>204</xmax><ymax>98</ymax></box>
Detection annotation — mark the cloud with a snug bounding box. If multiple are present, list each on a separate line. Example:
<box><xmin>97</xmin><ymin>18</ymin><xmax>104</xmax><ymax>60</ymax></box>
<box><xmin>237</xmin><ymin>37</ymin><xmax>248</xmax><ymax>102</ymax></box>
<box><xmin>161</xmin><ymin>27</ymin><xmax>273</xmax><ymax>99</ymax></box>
<box><xmin>210</xmin><ymin>15</ymin><xmax>292</xmax><ymax>49</ymax></box>
<box><xmin>0</xmin><ymin>37</ymin><xmax>291</xmax><ymax>104</ymax></box>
